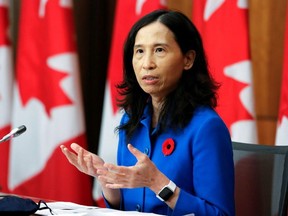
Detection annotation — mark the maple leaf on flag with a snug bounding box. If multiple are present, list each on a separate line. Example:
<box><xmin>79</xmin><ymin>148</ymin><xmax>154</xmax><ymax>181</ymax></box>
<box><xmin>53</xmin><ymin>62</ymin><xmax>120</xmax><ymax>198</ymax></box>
<box><xmin>223</xmin><ymin>60</ymin><xmax>254</xmax><ymax>127</ymax></box>
<box><xmin>194</xmin><ymin>0</ymin><xmax>254</xmax><ymax>129</ymax></box>
<box><xmin>16</xmin><ymin>0</ymin><xmax>75</xmax><ymax>117</ymax></box>
<box><xmin>17</xmin><ymin>55</ymin><xmax>72</xmax><ymax>117</ymax></box>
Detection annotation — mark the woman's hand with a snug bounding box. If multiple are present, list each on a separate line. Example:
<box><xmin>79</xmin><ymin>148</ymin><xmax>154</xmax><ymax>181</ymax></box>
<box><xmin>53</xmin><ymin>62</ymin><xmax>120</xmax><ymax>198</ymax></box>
<box><xmin>60</xmin><ymin>143</ymin><xmax>121</xmax><ymax>208</ymax></box>
<box><xmin>60</xmin><ymin>143</ymin><xmax>105</xmax><ymax>177</ymax></box>
<box><xmin>97</xmin><ymin>144</ymin><xmax>168</xmax><ymax>193</ymax></box>
<box><xmin>96</xmin><ymin>144</ymin><xmax>180</xmax><ymax>209</ymax></box>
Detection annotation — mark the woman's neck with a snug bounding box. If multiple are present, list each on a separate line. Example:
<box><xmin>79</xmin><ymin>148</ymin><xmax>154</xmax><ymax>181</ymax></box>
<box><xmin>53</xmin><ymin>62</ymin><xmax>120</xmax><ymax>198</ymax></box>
<box><xmin>151</xmin><ymin>97</ymin><xmax>164</xmax><ymax>128</ymax></box>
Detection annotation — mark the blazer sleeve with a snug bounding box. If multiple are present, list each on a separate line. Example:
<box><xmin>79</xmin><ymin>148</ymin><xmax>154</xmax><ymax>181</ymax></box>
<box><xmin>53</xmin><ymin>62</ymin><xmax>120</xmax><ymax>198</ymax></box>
<box><xmin>171</xmin><ymin>116</ymin><xmax>235</xmax><ymax>216</ymax></box>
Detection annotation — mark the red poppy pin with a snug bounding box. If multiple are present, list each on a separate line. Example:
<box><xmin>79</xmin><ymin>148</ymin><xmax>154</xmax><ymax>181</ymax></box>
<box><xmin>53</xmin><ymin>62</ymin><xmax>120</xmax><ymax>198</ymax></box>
<box><xmin>162</xmin><ymin>138</ymin><xmax>175</xmax><ymax>156</ymax></box>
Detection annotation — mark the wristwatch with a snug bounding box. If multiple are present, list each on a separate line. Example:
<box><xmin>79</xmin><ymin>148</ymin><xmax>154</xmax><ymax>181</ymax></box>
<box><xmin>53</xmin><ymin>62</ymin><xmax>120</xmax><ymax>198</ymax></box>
<box><xmin>156</xmin><ymin>180</ymin><xmax>177</xmax><ymax>202</ymax></box>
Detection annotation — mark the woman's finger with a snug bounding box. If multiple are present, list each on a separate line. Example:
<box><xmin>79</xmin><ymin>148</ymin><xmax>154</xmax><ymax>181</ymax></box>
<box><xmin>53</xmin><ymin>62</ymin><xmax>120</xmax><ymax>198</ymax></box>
<box><xmin>70</xmin><ymin>143</ymin><xmax>83</xmax><ymax>154</ymax></box>
<box><xmin>127</xmin><ymin>144</ymin><xmax>146</xmax><ymax>161</ymax></box>
<box><xmin>77</xmin><ymin>146</ymin><xmax>85</xmax><ymax>168</ymax></box>
<box><xmin>60</xmin><ymin>145</ymin><xmax>78</xmax><ymax>166</ymax></box>
<box><xmin>85</xmin><ymin>154</ymin><xmax>96</xmax><ymax>176</ymax></box>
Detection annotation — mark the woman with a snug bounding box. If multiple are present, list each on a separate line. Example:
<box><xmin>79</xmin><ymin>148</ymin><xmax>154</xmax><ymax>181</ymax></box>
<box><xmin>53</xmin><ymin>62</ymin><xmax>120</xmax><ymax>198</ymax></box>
<box><xmin>61</xmin><ymin>10</ymin><xmax>235</xmax><ymax>216</ymax></box>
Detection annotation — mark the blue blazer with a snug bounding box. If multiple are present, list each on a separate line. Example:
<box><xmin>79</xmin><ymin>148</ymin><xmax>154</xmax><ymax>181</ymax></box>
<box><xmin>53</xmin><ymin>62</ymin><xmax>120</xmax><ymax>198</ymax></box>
<box><xmin>109</xmin><ymin>105</ymin><xmax>235</xmax><ymax>216</ymax></box>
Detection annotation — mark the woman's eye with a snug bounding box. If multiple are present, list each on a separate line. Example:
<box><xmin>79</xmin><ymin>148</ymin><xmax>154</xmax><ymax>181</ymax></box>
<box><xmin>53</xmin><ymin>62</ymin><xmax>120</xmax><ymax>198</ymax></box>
<box><xmin>135</xmin><ymin>49</ymin><xmax>143</xmax><ymax>54</ymax></box>
<box><xmin>155</xmin><ymin>47</ymin><xmax>164</xmax><ymax>52</ymax></box>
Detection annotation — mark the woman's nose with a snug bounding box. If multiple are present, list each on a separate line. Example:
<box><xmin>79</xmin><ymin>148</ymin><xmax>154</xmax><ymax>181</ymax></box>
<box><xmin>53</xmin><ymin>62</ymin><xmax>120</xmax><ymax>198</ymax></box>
<box><xmin>142</xmin><ymin>54</ymin><xmax>156</xmax><ymax>70</ymax></box>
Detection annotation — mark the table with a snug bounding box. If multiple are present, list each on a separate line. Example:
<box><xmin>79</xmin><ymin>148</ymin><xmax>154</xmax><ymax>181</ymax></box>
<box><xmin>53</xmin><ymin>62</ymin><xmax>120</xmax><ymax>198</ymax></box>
<box><xmin>0</xmin><ymin>193</ymin><xmax>163</xmax><ymax>216</ymax></box>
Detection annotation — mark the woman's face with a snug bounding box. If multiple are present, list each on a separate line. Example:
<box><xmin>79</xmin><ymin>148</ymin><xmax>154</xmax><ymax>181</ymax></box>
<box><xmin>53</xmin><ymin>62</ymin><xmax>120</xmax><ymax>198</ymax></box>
<box><xmin>132</xmin><ymin>21</ymin><xmax>194</xmax><ymax>101</ymax></box>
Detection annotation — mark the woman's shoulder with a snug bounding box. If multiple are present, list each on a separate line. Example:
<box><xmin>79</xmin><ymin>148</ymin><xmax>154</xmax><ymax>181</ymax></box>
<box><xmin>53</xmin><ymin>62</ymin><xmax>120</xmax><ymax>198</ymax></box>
<box><xmin>191</xmin><ymin>106</ymin><xmax>227</xmax><ymax>127</ymax></box>
<box><xmin>193</xmin><ymin>106</ymin><xmax>219</xmax><ymax>118</ymax></box>
<box><xmin>189</xmin><ymin>106</ymin><xmax>231</xmax><ymax>142</ymax></box>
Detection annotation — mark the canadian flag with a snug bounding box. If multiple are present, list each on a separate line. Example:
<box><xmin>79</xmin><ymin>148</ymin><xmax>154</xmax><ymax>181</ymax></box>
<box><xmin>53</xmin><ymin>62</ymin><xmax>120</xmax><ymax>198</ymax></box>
<box><xmin>93</xmin><ymin>0</ymin><xmax>167</xmax><ymax>206</ymax></box>
<box><xmin>275</xmin><ymin>1</ymin><xmax>288</xmax><ymax>145</ymax></box>
<box><xmin>9</xmin><ymin>0</ymin><xmax>93</xmax><ymax>204</ymax></box>
<box><xmin>0</xmin><ymin>0</ymin><xmax>13</xmax><ymax>193</ymax></box>
<box><xmin>192</xmin><ymin>0</ymin><xmax>257</xmax><ymax>143</ymax></box>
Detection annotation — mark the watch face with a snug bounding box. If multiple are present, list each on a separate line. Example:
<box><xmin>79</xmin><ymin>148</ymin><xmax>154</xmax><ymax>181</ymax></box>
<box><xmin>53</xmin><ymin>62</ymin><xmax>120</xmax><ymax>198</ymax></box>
<box><xmin>159</xmin><ymin>187</ymin><xmax>173</xmax><ymax>201</ymax></box>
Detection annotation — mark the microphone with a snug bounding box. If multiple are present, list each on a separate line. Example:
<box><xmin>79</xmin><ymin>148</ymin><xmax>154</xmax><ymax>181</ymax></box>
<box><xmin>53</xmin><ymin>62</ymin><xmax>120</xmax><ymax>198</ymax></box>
<box><xmin>0</xmin><ymin>125</ymin><xmax>27</xmax><ymax>143</ymax></box>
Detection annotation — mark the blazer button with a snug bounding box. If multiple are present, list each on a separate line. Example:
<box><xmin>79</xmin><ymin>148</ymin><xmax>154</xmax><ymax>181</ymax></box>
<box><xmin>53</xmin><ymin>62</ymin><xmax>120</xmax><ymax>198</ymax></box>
<box><xmin>144</xmin><ymin>148</ymin><xmax>149</xmax><ymax>155</ymax></box>
<box><xmin>136</xmin><ymin>204</ymin><xmax>141</xmax><ymax>211</ymax></box>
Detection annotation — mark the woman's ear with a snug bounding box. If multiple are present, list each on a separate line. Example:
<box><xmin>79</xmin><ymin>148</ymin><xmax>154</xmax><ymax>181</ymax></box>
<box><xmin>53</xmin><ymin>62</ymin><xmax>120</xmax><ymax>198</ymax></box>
<box><xmin>184</xmin><ymin>50</ymin><xmax>196</xmax><ymax>70</ymax></box>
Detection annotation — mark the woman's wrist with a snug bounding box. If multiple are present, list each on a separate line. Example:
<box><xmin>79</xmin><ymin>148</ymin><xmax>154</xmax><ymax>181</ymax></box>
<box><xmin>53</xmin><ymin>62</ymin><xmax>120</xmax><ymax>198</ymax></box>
<box><xmin>148</xmin><ymin>172</ymin><xmax>179</xmax><ymax>209</ymax></box>
<box><xmin>101</xmin><ymin>187</ymin><xmax>121</xmax><ymax>209</ymax></box>
<box><xmin>148</xmin><ymin>172</ymin><xmax>170</xmax><ymax>193</ymax></box>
